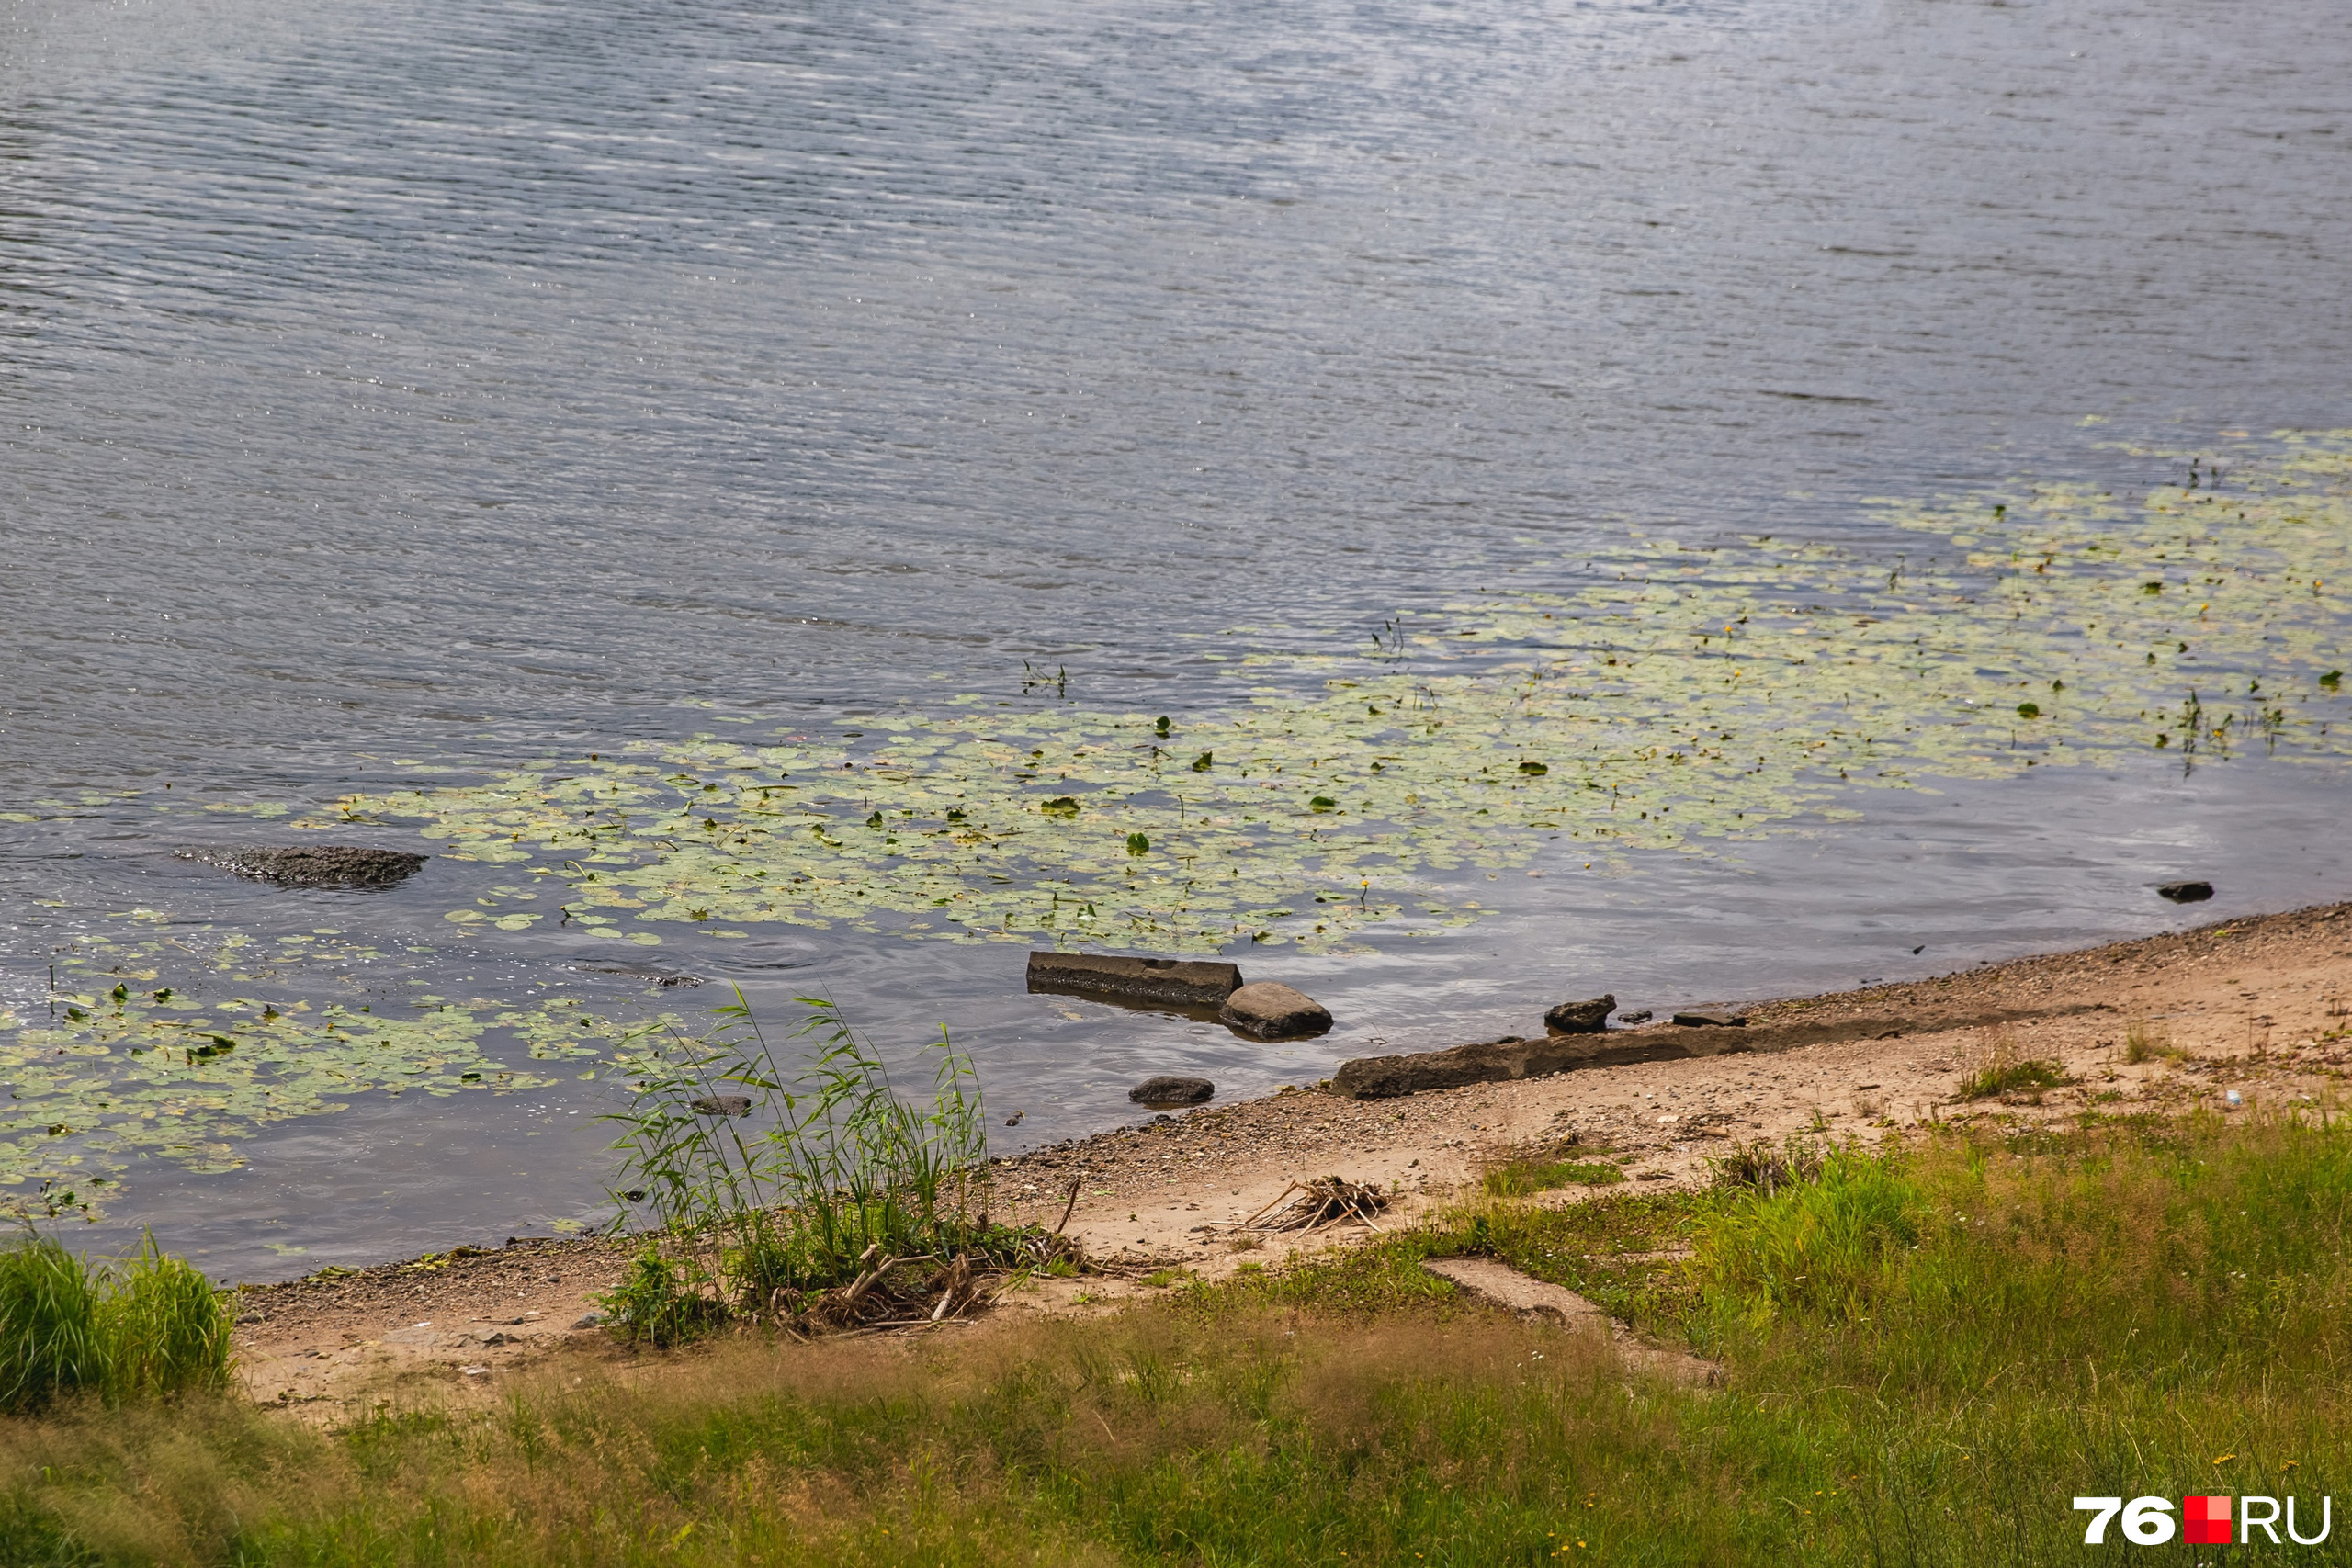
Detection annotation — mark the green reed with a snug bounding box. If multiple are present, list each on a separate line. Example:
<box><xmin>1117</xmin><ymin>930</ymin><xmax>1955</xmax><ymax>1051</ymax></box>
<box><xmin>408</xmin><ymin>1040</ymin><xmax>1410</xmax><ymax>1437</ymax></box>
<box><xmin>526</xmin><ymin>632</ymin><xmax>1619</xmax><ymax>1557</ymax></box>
<box><xmin>0</xmin><ymin>1230</ymin><xmax>232</xmax><ymax>1411</ymax></box>
<box><xmin>599</xmin><ymin>993</ymin><xmax>1001</xmax><ymax>1340</ymax></box>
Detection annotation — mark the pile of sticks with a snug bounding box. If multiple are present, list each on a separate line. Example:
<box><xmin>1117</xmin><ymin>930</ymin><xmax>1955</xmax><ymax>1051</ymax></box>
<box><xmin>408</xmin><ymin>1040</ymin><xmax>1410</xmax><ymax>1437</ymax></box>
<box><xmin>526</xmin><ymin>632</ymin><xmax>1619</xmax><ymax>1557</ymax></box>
<box><xmin>1235</xmin><ymin>1176</ymin><xmax>1390</xmax><ymax>1234</ymax></box>
<box><xmin>769</xmin><ymin>1225</ymin><xmax>1091</xmax><ymax>1336</ymax></box>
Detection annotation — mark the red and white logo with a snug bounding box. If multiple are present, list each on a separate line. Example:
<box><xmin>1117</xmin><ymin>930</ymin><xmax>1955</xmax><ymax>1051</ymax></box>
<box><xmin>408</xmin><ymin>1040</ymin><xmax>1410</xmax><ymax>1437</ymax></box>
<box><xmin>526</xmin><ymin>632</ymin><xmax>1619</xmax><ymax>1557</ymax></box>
<box><xmin>2185</xmin><ymin>1495</ymin><xmax>2232</xmax><ymax>1546</ymax></box>
<box><xmin>2075</xmin><ymin>1494</ymin><xmax>2333</xmax><ymax>1546</ymax></box>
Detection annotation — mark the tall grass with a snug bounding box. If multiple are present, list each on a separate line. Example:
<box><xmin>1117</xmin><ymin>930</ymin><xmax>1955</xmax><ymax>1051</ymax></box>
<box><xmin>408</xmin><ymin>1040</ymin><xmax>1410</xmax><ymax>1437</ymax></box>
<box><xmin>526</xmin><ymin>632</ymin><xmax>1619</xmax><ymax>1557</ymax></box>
<box><xmin>14</xmin><ymin>1113</ymin><xmax>2352</xmax><ymax>1564</ymax></box>
<box><xmin>601</xmin><ymin>994</ymin><xmax>1026</xmax><ymax>1340</ymax></box>
<box><xmin>0</xmin><ymin>1232</ymin><xmax>232</xmax><ymax>1411</ymax></box>
<box><xmin>1691</xmin><ymin>1111</ymin><xmax>2352</xmax><ymax>1393</ymax></box>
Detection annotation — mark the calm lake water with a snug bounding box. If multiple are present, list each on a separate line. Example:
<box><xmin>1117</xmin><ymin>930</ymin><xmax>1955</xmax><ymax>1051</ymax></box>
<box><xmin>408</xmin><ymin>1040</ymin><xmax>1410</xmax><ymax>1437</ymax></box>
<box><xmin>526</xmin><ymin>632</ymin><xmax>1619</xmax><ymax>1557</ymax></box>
<box><xmin>3</xmin><ymin>0</ymin><xmax>2348</xmax><ymax>1280</ymax></box>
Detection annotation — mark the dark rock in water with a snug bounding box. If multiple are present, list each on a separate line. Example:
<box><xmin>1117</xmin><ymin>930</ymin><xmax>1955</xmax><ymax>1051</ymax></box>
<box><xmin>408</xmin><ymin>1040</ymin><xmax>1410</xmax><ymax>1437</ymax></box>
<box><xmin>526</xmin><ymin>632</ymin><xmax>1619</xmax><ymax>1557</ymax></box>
<box><xmin>1129</xmin><ymin>1075</ymin><xmax>1215</xmax><ymax>1106</ymax></box>
<box><xmin>688</xmin><ymin>1095</ymin><xmax>751</xmax><ymax>1117</ymax></box>
<box><xmin>2158</xmin><ymin>880</ymin><xmax>2214</xmax><ymax>903</ymax></box>
<box><xmin>1544</xmin><ymin>994</ymin><xmax>1616</xmax><ymax>1034</ymax></box>
<box><xmin>653</xmin><ymin>974</ymin><xmax>704</xmax><ymax>988</ymax></box>
<box><xmin>1003</xmin><ymin>1110</ymin><xmax>1025</xmax><ymax>1127</ymax></box>
<box><xmin>1672</xmin><ymin>1010</ymin><xmax>1747</xmax><ymax>1028</ymax></box>
<box><xmin>176</xmin><ymin>845</ymin><xmax>427</xmax><ymax>888</ymax></box>
<box><xmin>1027</xmin><ymin>951</ymin><xmax>1243</xmax><ymax>1006</ymax></box>
<box><xmin>1218</xmin><ymin>981</ymin><xmax>1332</xmax><ymax>1039</ymax></box>
<box><xmin>1616</xmin><ymin>1010</ymin><xmax>1654</xmax><ymax>1025</ymax></box>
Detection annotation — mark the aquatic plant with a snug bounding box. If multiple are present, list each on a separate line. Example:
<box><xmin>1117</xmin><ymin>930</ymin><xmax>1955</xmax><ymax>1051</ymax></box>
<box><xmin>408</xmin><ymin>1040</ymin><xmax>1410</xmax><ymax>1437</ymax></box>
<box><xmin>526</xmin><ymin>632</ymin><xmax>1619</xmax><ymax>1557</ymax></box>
<box><xmin>5</xmin><ymin>428</ymin><xmax>2348</xmax><ymax>1217</ymax></box>
<box><xmin>599</xmin><ymin>994</ymin><xmax>1027</xmax><ymax>1336</ymax></box>
<box><xmin>316</xmin><ymin>430</ymin><xmax>2352</xmax><ymax>957</ymax></box>
<box><xmin>0</xmin><ymin>925</ymin><xmax>666</xmax><ymax>1218</ymax></box>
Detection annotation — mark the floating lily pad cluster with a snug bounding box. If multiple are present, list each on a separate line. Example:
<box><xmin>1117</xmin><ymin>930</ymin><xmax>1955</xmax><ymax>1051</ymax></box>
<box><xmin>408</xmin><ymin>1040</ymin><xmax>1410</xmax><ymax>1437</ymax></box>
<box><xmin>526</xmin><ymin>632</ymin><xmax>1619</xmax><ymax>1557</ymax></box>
<box><xmin>327</xmin><ymin>432</ymin><xmax>2349</xmax><ymax>956</ymax></box>
<box><xmin>5</xmin><ymin>430</ymin><xmax>2347</xmax><ymax>1218</ymax></box>
<box><xmin>0</xmin><ymin>928</ymin><xmax>669</xmax><ymax>1217</ymax></box>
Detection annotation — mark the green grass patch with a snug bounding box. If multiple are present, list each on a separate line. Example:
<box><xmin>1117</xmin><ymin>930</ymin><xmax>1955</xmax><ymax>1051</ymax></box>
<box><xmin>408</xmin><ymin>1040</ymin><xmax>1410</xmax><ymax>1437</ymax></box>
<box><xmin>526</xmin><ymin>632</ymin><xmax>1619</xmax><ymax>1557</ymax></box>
<box><xmin>1482</xmin><ymin>1155</ymin><xmax>1625</xmax><ymax>1197</ymax></box>
<box><xmin>15</xmin><ymin>1111</ymin><xmax>2352</xmax><ymax>1563</ymax></box>
<box><xmin>0</xmin><ymin>1232</ymin><xmax>232</xmax><ymax>1412</ymax></box>
<box><xmin>596</xmin><ymin>996</ymin><xmax>1069</xmax><ymax>1343</ymax></box>
<box><xmin>1955</xmin><ymin>1057</ymin><xmax>2068</xmax><ymax>1099</ymax></box>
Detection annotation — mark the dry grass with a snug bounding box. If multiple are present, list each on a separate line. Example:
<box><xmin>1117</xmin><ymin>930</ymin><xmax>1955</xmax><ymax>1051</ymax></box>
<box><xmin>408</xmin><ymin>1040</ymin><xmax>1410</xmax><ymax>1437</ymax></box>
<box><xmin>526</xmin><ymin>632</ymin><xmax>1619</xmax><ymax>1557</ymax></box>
<box><xmin>2122</xmin><ymin>1017</ymin><xmax>2177</xmax><ymax>1064</ymax></box>
<box><xmin>6</xmin><ymin>1308</ymin><xmax>1758</xmax><ymax>1565</ymax></box>
<box><xmin>1955</xmin><ymin>1028</ymin><xmax>2069</xmax><ymax>1101</ymax></box>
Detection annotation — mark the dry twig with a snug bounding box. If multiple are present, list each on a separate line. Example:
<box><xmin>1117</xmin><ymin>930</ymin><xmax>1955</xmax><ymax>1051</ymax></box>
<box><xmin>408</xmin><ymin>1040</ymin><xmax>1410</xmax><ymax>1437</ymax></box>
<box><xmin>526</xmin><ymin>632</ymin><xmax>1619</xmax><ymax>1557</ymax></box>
<box><xmin>1238</xmin><ymin>1177</ymin><xmax>1390</xmax><ymax>1233</ymax></box>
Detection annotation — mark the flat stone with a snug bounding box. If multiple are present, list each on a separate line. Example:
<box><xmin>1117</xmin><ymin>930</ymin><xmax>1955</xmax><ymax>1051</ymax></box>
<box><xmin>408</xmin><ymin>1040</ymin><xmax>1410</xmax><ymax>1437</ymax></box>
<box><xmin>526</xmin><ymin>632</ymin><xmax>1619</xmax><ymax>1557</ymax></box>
<box><xmin>689</xmin><ymin>1095</ymin><xmax>751</xmax><ymax>1117</ymax></box>
<box><xmin>1672</xmin><ymin>1010</ymin><xmax>1747</xmax><ymax>1028</ymax></box>
<box><xmin>1217</xmin><ymin>981</ymin><xmax>1332</xmax><ymax>1039</ymax></box>
<box><xmin>175</xmin><ymin>845</ymin><xmax>428</xmax><ymax>888</ymax></box>
<box><xmin>1616</xmin><ymin>1010</ymin><xmax>1653</xmax><ymax>1025</ymax></box>
<box><xmin>1420</xmin><ymin>1257</ymin><xmax>1718</xmax><ymax>1385</ymax></box>
<box><xmin>1544</xmin><ymin>994</ymin><xmax>1616</xmax><ymax>1034</ymax></box>
<box><xmin>2158</xmin><ymin>880</ymin><xmax>2215</xmax><ymax>903</ymax></box>
<box><xmin>1128</xmin><ymin>1075</ymin><xmax>1215</xmax><ymax>1106</ymax></box>
<box><xmin>1026</xmin><ymin>951</ymin><xmax>1243</xmax><ymax>1006</ymax></box>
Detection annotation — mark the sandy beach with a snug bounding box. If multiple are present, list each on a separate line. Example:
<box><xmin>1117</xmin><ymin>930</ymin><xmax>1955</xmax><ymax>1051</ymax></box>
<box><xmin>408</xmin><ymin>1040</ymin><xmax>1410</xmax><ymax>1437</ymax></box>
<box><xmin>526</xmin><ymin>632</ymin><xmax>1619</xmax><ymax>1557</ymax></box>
<box><xmin>232</xmin><ymin>899</ymin><xmax>2352</xmax><ymax>1407</ymax></box>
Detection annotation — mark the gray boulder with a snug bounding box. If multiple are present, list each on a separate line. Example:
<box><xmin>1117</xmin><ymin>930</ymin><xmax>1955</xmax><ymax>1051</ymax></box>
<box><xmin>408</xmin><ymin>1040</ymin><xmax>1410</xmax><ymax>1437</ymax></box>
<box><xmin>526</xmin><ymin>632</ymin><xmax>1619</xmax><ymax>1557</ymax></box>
<box><xmin>1218</xmin><ymin>981</ymin><xmax>1332</xmax><ymax>1039</ymax></box>
<box><xmin>1544</xmin><ymin>994</ymin><xmax>1616</xmax><ymax>1034</ymax></box>
<box><xmin>176</xmin><ymin>845</ymin><xmax>427</xmax><ymax>889</ymax></box>
<box><xmin>1129</xmin><ymin>1076</ymin><xmax>1215</xmax><ymax>1106</ymax></box>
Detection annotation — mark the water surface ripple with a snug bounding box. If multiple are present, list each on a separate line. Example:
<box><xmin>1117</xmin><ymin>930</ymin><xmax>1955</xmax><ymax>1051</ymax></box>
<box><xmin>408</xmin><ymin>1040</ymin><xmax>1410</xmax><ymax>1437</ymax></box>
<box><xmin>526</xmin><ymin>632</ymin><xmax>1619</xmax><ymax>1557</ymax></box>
<box><xmin>2</xmin><ymin>0</ymin><xmax>2348</xmax><ymax>1276</ymax></box>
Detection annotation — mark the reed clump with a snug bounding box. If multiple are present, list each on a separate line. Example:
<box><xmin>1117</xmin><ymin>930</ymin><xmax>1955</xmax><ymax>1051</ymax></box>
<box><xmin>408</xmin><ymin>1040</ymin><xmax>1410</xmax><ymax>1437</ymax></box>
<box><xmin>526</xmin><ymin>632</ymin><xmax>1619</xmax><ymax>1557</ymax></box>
<box><xmin>598</xmin><ymin>994</ymin><xmax>1077</xmax><ymax>1342</ymax></box>
<box><xmin>0</xmin><ymin>1232</ymin><xmax>232</xmax><ymax>1412</ymax></box>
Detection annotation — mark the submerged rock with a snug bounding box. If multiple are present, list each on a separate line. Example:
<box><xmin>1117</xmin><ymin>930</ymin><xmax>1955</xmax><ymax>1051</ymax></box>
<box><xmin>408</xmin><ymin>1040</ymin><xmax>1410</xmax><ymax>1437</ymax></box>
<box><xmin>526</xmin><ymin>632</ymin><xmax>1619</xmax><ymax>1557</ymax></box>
<box><xmin>2158</xmin><ymin>880</ymin><xmax>2215</xmax><ymax>903</ymax></box>
<box><xmin>176</xmin><ymin>845</ymin><xmax>427</xmax><ymax>889</ymax></box>
<box><xmin>1218</xmin><ymin>981</ymin><xmax>1332</xmax><ymax>1039</ymax></box>
<box><xmin>1544</xmin><ymin>994</ymin><xmax>1616</xmax><ymax>1034</ymax></box>
<box><xmin>1128</xmin><ymin>1075</ymin><xmax>1215</xmax><ymax>1106</ymax></box>
<box><xmin>688</xmin><ymin>1095</ymin><xmax>752</xmax><ymax>1117</ymax></box>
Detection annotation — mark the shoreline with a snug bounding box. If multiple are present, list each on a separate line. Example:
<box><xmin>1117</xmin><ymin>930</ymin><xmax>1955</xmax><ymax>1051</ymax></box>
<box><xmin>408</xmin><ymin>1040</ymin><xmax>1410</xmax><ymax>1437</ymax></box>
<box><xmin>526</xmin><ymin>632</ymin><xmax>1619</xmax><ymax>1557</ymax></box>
<box><xmin>231</xmin><ymin>897</ymin><xmax>2352</xmax><ymax>1405</ymax></box>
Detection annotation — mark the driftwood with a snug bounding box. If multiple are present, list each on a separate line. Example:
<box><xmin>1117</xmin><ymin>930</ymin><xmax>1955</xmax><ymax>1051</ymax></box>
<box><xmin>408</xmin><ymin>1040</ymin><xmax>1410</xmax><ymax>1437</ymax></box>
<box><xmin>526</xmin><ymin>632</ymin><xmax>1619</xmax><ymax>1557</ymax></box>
<box><xmin>753</xmin><ymin>1222</ymin><xmax>1093</xmax><ymax>1334</ymax></box>
<box><xmin>1236</xmin><ymin>1177</ymin><xmax>1391</xmax><ymax>1234</ymax></box>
